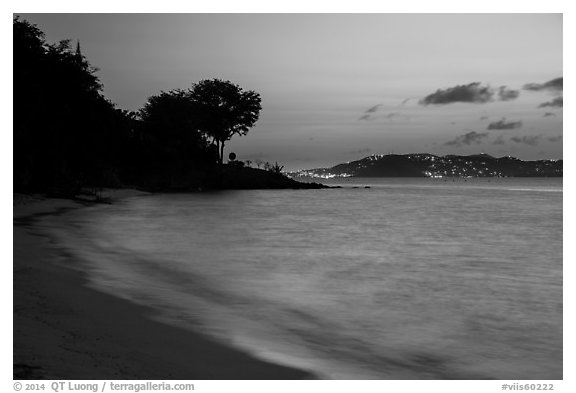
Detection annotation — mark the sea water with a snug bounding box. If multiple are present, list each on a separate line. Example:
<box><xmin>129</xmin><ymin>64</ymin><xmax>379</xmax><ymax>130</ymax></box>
<box><xmin>41</xmin><ymin>178</ymin><xmax>563</xmax><ymax>379</ymax></box>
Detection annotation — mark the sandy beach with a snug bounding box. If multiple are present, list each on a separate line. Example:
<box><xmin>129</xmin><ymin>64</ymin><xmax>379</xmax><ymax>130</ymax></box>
<box><xmin>13</xmin><ymin>192</ymin><xmax>313</xmax><ymax>380</ymax></box>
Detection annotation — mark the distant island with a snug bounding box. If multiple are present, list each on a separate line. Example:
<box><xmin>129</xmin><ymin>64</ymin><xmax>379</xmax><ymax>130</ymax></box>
<box><xmin>289</xmin><ymin>153</ymin><xmax>562</xmax><ymax>179</ymax></box>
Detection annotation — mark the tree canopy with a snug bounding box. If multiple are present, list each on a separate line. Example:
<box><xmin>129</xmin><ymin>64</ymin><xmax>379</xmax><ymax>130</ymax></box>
<box><xmin>139</xmin><ymin>89</ymin><xmax>216</xmax><ymax>165</ymax></box>
<box><xmin>14</xmin><ymin>17</ymin><xmax>125</xmax><ymax>193</ymax></box>
<box><xmin>189</xmin><ymin>79</ymin><xmax>261</xmax><ymax>164</ymax></box>
<box><xmin>140</xmin><ymin>79</ymin><xmax>262</xmax><ymax>165</ymax></box>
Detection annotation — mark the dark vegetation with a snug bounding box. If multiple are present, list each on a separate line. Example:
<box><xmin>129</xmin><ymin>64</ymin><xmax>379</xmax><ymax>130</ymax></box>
<box><xmin>13</xmin><ymin>17</ymin><xmax>325</xmax><ymax>196</ymax></box>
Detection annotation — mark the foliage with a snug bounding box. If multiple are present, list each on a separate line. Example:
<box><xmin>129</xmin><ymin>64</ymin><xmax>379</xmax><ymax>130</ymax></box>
<box><xmin>13</xmin><ymin>17</ymin><xmax>135</xmax><ymax>194</ymax></box>
<box><xmin>269</xmin><ymin>162</ymin><xmax>285</xmax><ymax>174</ymax></box>
<box><xmin>189</xmin><ymin>79</ymin><xmax>261</xmax><ymax>164</ymax></box>
<box><xmin>139</xmin><ymin>90</ymin><xmax>217</xmax><ymax>166</ymax></box>
<box><xmin>139</xmin><ymin>79</ymin><xmax>261</xmax><ymax>166</ymax></box>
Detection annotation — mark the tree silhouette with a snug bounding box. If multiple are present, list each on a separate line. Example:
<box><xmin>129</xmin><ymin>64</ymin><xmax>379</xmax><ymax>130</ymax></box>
<box><xmin>14</xmin><ymin>17</ymin><xmax>137</xmax><ymax>193</ymax></box>
<box><xmin>270</xmin><ymin>162</ymin><xmax>284</xmax><ymax>174</ymax></box>
<box><xmin>189</xmin><ymin>79</ymin><xmax>261</xmax><ymax>164</ymax></box>
<box><xmin>138</xmin><ymin>89</ymin><xmax>218</xmax><ymax>175</ymax></box>
<box><xmin>14</xmin><ymin>17</ymin><xmax>297</xmax><ymax>193</ymax></box>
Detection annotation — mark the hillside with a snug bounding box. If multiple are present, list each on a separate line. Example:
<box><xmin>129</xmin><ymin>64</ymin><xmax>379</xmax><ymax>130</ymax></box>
<box><xmin>290</xmin><ymin>153</ymin><xmax>562</xmax><ymax>179</ymax></box>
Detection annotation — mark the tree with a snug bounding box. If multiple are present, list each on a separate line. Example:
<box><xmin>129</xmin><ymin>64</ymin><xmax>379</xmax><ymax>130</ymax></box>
<box><xmin>270</xmin><ymin>162</ymin><xmax>284</xmax><ymax>174</ymax></box>
<box><xmin>189</xmin><ymin>79</ymin><xmax>261</xmax><ymax>164</ymax></box>
<box><xmin>13</xmin><ymin>17</ymin><xmax>124</xmax><ymax>193</ymax></box>
<box><xmin>139</xmin><ymin>90</ymin><xmax>216</xmax><ymax>165</ymax></box>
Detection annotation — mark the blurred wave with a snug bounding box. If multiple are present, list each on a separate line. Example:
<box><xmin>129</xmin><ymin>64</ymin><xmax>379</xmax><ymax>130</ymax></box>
<box><xmin>41</xmin><ymin>178</ymin><xmax>562</xmax><ymax>379</ymax></box>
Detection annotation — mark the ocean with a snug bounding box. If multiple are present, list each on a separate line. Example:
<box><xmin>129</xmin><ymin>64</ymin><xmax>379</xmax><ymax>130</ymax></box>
<box><xmin>41</xmin><ymin>177</ymin><xmax>563</xmax><ymax>379</ymax></box>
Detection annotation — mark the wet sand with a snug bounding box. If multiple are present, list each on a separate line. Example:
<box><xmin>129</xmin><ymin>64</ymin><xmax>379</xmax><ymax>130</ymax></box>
<box><xmin>13</xmin><ymin>192</ymin><xmax>313</xmax><ymax>380</ymax></box>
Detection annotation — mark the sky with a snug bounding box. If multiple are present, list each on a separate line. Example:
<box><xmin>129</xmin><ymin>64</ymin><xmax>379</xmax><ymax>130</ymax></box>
<box><xmin>18</xmin><ymin>13</ymin><xmax>563</xmax><ymax>170</ymax></box>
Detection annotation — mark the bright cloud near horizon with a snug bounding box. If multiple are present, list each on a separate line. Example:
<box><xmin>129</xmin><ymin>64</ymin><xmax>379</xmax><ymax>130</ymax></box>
<box><xmin>19</xmin><ymin>13</ymin><xmax>563</xmax><ymax>170</ymax></box>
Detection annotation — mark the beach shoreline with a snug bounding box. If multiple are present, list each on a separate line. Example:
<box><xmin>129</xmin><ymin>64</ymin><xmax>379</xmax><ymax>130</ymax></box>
<box><xmin>13</xmin><ymin>191</ymin><xmax>314</xmax><ymax>380</ymax></box>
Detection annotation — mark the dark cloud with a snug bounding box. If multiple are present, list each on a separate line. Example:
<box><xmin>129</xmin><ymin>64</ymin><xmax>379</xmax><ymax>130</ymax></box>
<box><xmin>487</xmin><ymin>118</ymin><xmax>523</xmax><ymax>130</ymax></box>
<box><xmin>420</xmin><ymin>82</ymin><xmax>494</xmax><ymax>105</ymax></box>
<box><xmin>360</xmin><ymin>108</ymin><xmax>407</xmax><ymax>121</ymax></box>
<box><xmin>523</xmin><ymin>77</ymin><xmax>563</xmax><ymax>92</ymax></box>
<box><xmin>538</xmin><ymin>97</ymin><xmax>563</xmax><ymax>108</ymax></box>
<box><xmin>498</xmin><ymin>86</ymin><xmax>520</xmax><ymax>101</ymax></box>
<box><xmin>543</xmin><ymin>112</ymin><xmax>556</xmax><ymax>117</ymax></box>
<box><xmin>510</xmin><ymin>135</ymin><xmax>541</xmax><ymax>146</ymax></box>
<box><xmin>444</xmin><ymin>131</ymin><xmax>489</xmax><ymax>147</ymax></box>
<box><xmin>547</xmin><ymin>135</ymin><xmax>563</xmax><ymax>142</ymax></box>
<box><xmin>359</xmin><ymin>104</ymin><xmax>383</xmax><ymax>121</ymax></box>
<box><xmin>479</xmin><ymin>115</ymin><xmax>489</xmax><ymax>121</ymax></box>
<box><xmin>492</xmin><ymin>135</ymin><xmax>506</xmax><ymax>145</ymax></box>
<box><xmin>365</xmin><ymin>104</ymin><xmax>382</xmax><ymax>113</ymax></box>
<box><xmin>523</xmin><ymin>77</ymin><xmax>563</xmax><ymax>109</ymax></box>
<box><xmin>421</xmin><ymin>82</ymin><xmax>523</xmax><ymax>105</ymax></box>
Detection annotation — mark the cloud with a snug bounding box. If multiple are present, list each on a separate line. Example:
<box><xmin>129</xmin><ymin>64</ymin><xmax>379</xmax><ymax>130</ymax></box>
<box><xmin>538</xmin><ymin>97</ymin><xmax>563</xmax><ymax>108</ymax></box>
<box><xmin>498</xmin><ymin>86</ymin><xmax>520</xmax><ymax>101</ymax></box>
<box><xmin>487</xmin><ymin>118</ymin><xmax>523</xmax><ymax>130</ymax></box>
<box><xmin>359</xmin><ymin>106</ymin><xmax>408</xmax><ymax>121</ymax></box>
<box><xmin>420</xmin><ymin>82</ymin><xmax>494</xmax><ymax>105</ymax></box>
<box><xmin>492</xmin><ymin>135</ymin><xmax>506</xmax><ymax>145</ymax></box>
<box><xmin>358</xmin><ymin>104</ymin><xmax>383</xmax><ymax>121</ymax></box>
<box><xmin>543</xmin><ymin>112</ymin><xmax>556</xmax><ymax>117</ymax></box>
<box><xmin>523</xmin><ymin>77</ymin><xmax>563</xmax><ymax>92</ymax></box>
<box><xmin>444</xmin><ymin>131</ymin><xmax>489</xmax><ymax>147</ymax></box>
<box><xmin>384</xmin><ymin>112</ymin><xmax>401</xmax><ymax>119</ymax></box>
<box><xmin>365</xmin><ymin>104</ymin><xmax>382</xmax><ymax>113</ymax></box>
<box><xmin>510</xmin><ymin>135</ymin><xmax>541</xmax><ymax>146</ymax></box>
<box><xmin>523</xmin><ymin>77</ymin><xmax>563</xmax><ymax>109</ymax></box>
<box><xmin>479</xmin><ymin>115</ymin><xmax>489</xmax><ymax>121</ymax></box>
<box><xmin>400</xmin><ymin>98</ymin><xmax>411</xmax><ymax>106</ymax></box>
<box><xmin>547</xmin><ymin>135</ymin><xmax>562</xmax><ymax>142</ymax></box>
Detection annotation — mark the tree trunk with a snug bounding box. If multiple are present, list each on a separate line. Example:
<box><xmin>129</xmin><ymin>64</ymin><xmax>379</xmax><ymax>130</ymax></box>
<box><xmin>220</xmin><ymin>141</ymin><xmax>225</xmax><ymax>165</ymax></box>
